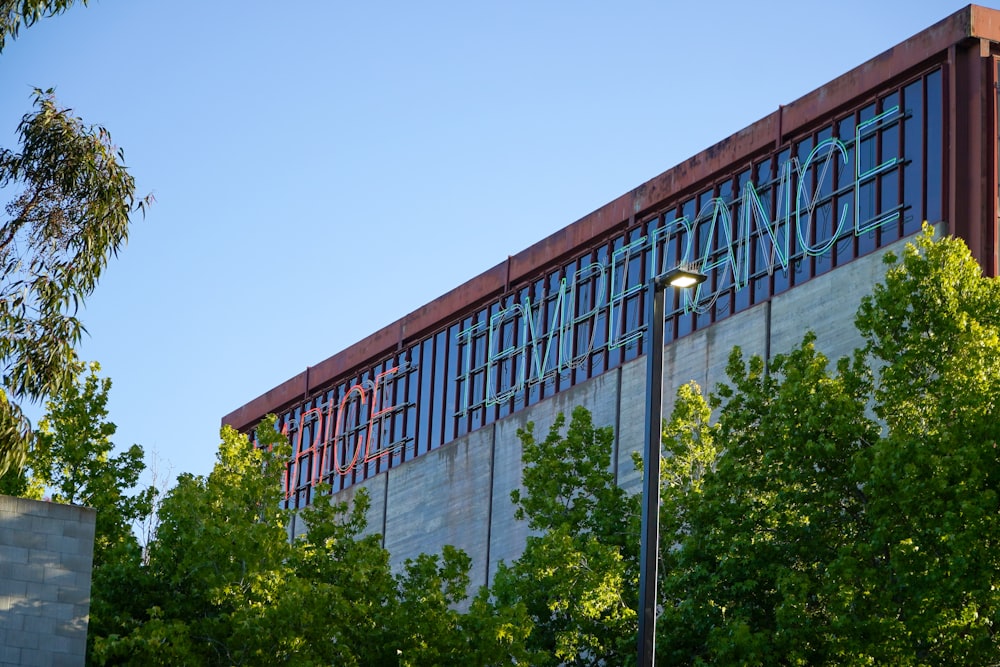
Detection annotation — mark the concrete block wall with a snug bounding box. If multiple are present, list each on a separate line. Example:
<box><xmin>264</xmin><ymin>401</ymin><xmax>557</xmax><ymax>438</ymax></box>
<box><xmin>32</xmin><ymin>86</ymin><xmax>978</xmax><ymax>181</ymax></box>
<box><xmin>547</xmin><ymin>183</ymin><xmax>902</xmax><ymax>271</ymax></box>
<box><xmin>487</xmin><ymin>368</ymin><xmax>621</xmax><ymax>583</ymax></box>
<box><xmin>0</xmin><ymin>496</ymin><xmax>96</xmax><ymax>667</ymax></box>
<box><xmin>319</xmin><ymin>233</ymin><xmax>914</xmax><ymax>593</ymax></box>
<box><xmin>769</xmin><ymin>246</ymin><xmax>897</xmax><ymax>364</ymax></box>
<box><xmin>384</xmin><ymin>424</ymin><xmax>494</xmax><ymax>586</ymax></box>
<box><xmin>610</xmin><ymin>303</ymin><xmax>771</xmax><ymax>500</ymax></box>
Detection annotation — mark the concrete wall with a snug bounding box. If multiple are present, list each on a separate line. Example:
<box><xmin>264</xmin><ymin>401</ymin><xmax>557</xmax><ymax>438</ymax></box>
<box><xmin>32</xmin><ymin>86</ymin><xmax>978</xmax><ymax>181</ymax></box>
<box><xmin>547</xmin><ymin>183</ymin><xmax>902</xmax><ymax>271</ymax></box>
<box><xmin>0</xmin><ymin>496</ymin><xmax>96</xmax><ymax>667</ymax></box>
<box><xmin>313</xmin><ymin>233</ymin><xmax>908</xmax><ymax>592</ymax></box>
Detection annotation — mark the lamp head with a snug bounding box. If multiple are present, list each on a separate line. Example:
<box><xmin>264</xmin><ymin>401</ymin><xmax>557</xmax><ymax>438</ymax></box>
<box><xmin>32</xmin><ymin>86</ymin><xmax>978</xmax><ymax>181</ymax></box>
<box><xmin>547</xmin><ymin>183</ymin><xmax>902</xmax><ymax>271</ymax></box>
<box><xmin>659</xmin><ymin>266</ymin><xmax>707</xmax><ymax>289</ymax></box>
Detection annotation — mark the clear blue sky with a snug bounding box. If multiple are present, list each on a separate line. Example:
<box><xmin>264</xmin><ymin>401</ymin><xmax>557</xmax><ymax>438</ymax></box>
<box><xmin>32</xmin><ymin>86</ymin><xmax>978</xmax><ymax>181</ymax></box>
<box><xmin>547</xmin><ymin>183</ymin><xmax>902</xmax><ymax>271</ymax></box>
<box><xmin>0</xmin><ymin>0</ymin><xmax>978</xmax><ymax>484</ymax></box>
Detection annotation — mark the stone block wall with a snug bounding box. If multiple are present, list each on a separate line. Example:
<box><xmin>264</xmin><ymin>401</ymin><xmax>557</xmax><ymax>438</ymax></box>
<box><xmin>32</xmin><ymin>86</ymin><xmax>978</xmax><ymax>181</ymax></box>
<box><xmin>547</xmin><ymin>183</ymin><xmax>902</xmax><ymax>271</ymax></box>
<box><xmin>0</xmin><ymin>496</ymin><xmax>96</xmax><ymax>667</ymax></box>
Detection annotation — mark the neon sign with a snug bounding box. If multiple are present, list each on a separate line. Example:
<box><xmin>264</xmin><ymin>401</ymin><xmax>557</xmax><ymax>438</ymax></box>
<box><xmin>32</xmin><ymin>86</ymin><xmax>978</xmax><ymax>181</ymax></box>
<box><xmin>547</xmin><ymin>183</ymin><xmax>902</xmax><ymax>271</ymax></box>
<box><xmin>456</xmin><ymin>106</ymin><xmax>902</xmax><ymax>411</ymax></box>
<box><xmin>274</xmin><ymin>364</ymin><xmax>409</xmax><ymax>498</ymax></box>
<box><xmin>269</xmin><ymin>103</ymin><xmax>908</xmax><ymax>496</ymax></box>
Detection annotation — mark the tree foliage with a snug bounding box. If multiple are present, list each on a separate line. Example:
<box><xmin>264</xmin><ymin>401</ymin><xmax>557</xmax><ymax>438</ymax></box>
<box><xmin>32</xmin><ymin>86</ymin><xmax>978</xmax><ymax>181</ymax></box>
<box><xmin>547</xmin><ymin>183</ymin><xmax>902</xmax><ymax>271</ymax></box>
<box><xmin>0</xmin><ymin>359</ymin><xmax>151</xmax><ymax>556</ymax></box>
<box><xmin>0</xmin><ymin>0</ymin><xmax>84</xmax><ymax>53</ymax></box>
<box><xmin>492</xmin><ymin>228</ymin><xmax>1000</xmax><ymax>665</ymax></box>
<box><xmin>491</xmin><ymin>406</ymin><xmax>639</xmax><ymax>666</ymax></box>
<box><xmin>0</xmin><ymin>0</ymin><xmax>143</xmax><ymax>478</ymax></box>
<box><xmin>654</xmin><ymin>227</ymin><xmax>1000</xmax><ymax>665</ymax></box>
<box><xmin>92</xmin><ymin>418</ymin><xmax>530</xmax><ymax>666</ymax></box>
<box><xmin>0</xmin><ymin>361</ymin><xmax>153</xmax><ymax>660</ymax></box>
<box><xmin>658</xmin><ymin>339</ymin><xmax>880</xmax><ymax>665</ymax></box>
<box><xmin>0</xmin><ymin>88</ymin><xmax>149</xmax><ymax>475</ymax></box>
<box><xmin>852</xmin><ymin>228</ymin><xmax>1000</xmax><ymax>663</ymax></box>
<box><xmin>33</xmin><ymin>361</ymin><xmax>152</xmax><ymax>553</ymax></box>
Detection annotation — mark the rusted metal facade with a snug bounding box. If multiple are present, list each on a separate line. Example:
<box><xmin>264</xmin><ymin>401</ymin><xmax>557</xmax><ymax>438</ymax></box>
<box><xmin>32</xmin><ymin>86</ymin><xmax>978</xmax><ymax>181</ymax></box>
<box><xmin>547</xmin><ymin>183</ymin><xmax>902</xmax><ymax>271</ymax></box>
<box><xmin>223</xmin><ymin>5</ymin><xmax>1000</xmax><ymax>510</ymax></box>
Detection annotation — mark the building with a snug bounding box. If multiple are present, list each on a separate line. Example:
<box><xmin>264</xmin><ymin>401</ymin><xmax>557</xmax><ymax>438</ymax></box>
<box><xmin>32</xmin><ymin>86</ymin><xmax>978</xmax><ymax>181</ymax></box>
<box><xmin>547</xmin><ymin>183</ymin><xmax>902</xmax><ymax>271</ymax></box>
<box><xmin>223</xmin><ymin>4</ymin><xmax>998</xmax><ymax>587</ymax></box>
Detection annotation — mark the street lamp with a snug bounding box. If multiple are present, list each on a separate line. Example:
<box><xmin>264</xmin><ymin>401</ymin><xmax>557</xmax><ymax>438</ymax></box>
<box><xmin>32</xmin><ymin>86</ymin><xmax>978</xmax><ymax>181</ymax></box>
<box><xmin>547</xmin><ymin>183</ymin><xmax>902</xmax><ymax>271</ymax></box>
<box><xmin>637</xmin><ymin>265</ymin><xmax>706</xmax><ymax>667</ymax></box>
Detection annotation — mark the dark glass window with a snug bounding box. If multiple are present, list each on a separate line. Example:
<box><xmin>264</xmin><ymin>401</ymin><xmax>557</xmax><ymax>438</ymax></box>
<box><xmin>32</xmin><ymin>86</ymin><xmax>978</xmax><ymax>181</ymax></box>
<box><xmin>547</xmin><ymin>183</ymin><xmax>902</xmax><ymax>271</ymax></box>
<box><xmin>925</xmin><ymin>69</ymin><xmax>943</xmax><ymax>223</ymax></box>
<box><xmin>902</xmin><ymin>79</ymin><xmax>924</xmax><ymax>235</ymax></box>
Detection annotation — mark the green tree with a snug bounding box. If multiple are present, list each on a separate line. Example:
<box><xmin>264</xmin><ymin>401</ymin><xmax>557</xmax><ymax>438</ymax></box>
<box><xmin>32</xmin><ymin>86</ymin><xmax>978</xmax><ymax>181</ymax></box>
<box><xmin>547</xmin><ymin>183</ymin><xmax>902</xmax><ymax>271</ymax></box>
<box><xmin>30</xmin><ymin>361</ymin><xmax>153</xmax><ymax>559</ymax></box>
<box><xmin>852</xmin><ymin>228</ymin><xmax>1000</xmax><ymax>664</ymax></box>
<box><xmin>491</xmin><ymin>406</ymin><xmax>640</xmax><ymax>666</ymax></box>
<box><xmin>0</xmin><ymin>90</ymin><xmax>149</xmax><ymax>475</ymax></box>
<box><xmin>655</xmin><ymin>227</ymin><xmax>1000</xmax><ymax>665</ymax></box>
<box><xmin>93</xmin><ymin>418</ymin><xmax>530</xmax><ymax>666</ymax></box>
<box><xmin>37</xmin><ymin>364</ymin><xmax>153</xmax><ymax>664</ymax></box>
<box><xmin>0</xmin><ymin>0</ymin><xmax>147</xmax><ymax>475</ymax></box>
<box><xmin>657</xmin><ymin>339</ymin><xmax>880</xmax><ymax>665</ymax></box>
<box><xmin>0</xmin><ymin>360</ymin><xmax>153</xmax><ymax>662</ymax></box>
<box><xmin>93</xmin><ymin>420</ymin><xmax>306</xmax><ymax>665</ymax></box>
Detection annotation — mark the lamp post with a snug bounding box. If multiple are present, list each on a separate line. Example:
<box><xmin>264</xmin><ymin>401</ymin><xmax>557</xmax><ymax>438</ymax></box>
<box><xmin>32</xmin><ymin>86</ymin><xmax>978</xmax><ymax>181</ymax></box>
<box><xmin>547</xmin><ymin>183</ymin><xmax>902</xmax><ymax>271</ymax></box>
<box><xmin>637</xmin><ymin>266</ymin><xmax>706</xmax><ymax>667</ymax></box>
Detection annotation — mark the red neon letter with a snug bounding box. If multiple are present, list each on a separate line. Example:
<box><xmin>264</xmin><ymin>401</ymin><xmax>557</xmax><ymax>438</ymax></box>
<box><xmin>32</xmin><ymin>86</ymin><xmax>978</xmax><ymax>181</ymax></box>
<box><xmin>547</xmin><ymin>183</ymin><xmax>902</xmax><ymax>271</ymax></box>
<box><xmin>333</xmin><ymin>384</ymin><xmax>367</xmax><ymax>475</ymax></box>
<box><xmin>364</xmin><ymin>367</ymin><xmax>400</xmax><ymax>464</ymax></box>
<box><xmin>293</xmin><ymin>407</ymin><xmax>327</xmax><ymax>489</ymax></box>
